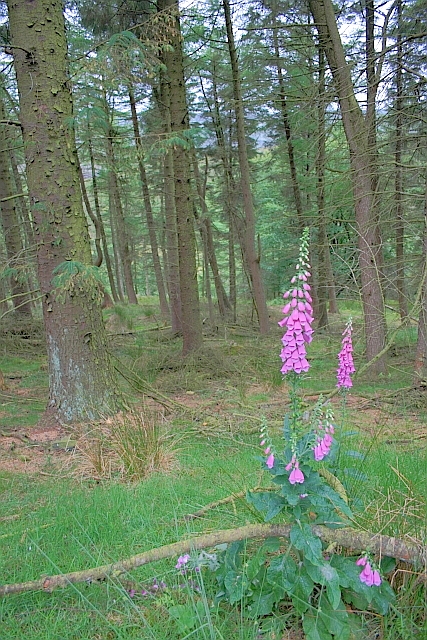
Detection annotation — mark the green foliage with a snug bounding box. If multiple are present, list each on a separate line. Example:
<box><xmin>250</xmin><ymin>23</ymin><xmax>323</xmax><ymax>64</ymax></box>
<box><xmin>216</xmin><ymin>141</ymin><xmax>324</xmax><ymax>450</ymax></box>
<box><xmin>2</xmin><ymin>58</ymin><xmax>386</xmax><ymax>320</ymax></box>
<box><xmin>51</xmin><ymin>261</ymin><xmax>104</xmax><ymax>305</ymax></box>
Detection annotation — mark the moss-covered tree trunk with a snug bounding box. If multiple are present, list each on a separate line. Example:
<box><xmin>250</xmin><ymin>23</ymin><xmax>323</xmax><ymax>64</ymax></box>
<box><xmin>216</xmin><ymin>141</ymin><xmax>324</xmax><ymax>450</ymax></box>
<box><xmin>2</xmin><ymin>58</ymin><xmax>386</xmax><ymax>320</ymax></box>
<box><xmin>7</xmin><ymin>0</ymin><xmax>121</xmax><ymax>423</ymax></box>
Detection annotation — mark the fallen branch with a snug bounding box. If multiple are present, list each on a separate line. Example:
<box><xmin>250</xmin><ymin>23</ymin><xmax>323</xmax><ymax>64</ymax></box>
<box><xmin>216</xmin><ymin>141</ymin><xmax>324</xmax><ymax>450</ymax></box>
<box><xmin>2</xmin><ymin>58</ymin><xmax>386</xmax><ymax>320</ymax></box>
<box><xmin>1</xmin><ymin>523</ymin><xmax>425</xmax><ymax>597</ymax></box>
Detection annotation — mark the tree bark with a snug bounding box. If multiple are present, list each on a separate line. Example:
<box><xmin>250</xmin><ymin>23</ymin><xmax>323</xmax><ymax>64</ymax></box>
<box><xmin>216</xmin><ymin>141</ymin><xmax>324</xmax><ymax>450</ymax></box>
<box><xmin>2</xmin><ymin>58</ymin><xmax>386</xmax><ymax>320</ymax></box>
<box><xmin>315</xmin><ymin>46</ymin><xmax>329</xmax><ymax>330</ymax></box>
<box><xmin>394</xmin><ymin>0</ymin><xmax>408</xmax><ymax>321</ymax></box>
<box><xmin>0</xmin><ymin>94</ymin><xmax>32</xmax><ymax>316</ymax></box>
<box><xmin>309</xmin><ymin>0</ymin><xmax>387</xmax><ymax>373</ymax></box>
<box><xmin>271</xmin><ymin>18</ymin><xmax>304</xmax><ymax>230</ymax></box>
<box><xmin>128</xmin><ymin>88</ymin><xmax>169</xmax><ymax>318</ymax></box>
<box><xmin>102</xmin><ymin>94</ymin><xmax>138</xmax><ymax>304</ymax></box>
<box><xmin>415</xmin><ymin>183</ymin><xmax>427</xmax><ymax>380</ymax></box>
<box><xmin>192</xmin><ymin>153</ymin><xmax>231</xmax><ymax>317</ymax></box>
<box><xmin>205</xmin><ymin>63</ymin><xmax>238</xmax><ymax>320</ymax></box>
<box><xmin>87</xmin><ymin>129</ymin><xmax>120</xmax><ymax>303</ymax></box>
<box><xmin>158</xmin><ymin>0</ymin><xmax>202</xmax><ymax>354</ymax></box>
<box><xmin>223</xmin><ymin>0</ymin><xmax>270</xmax><ymax>334</ymax></box>
<box><xmin>6</xmin><ymin>0</ymin><xmax>121</xmax><ymax>423</ymax></box>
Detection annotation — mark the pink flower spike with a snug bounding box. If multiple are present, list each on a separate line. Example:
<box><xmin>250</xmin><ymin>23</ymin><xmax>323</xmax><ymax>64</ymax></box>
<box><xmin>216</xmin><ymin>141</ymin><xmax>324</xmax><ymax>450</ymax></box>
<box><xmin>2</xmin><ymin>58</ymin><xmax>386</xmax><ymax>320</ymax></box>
<box><xmin>264</xmin><ymin>447</ymin><xmax>271</xmax><ymax>454</ymax></box>
<box><xmin>283</xmin><ymin>291</ymin><xmax>290</xmax><ymax>299</ymax></box>
<box><xmin>266</xmin><ymin>453</ymin><xmax>275</xmax><ymax>469</ymax></box>
<box><xmin>356</xmin><ymin>556</ymin><xmax>367</xmax><ymax>567</ymax></box>
<box><xmin>260</xmin><ymin>439</ymin><xmax>266</xmax><ymax>446</ymax></box>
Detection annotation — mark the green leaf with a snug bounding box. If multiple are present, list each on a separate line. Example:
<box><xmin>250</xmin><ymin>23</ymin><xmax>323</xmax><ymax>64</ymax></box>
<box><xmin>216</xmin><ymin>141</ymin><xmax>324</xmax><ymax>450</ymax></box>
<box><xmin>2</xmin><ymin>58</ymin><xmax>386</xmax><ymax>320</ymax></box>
<box><xmin>267</xmin><ymin>554</ymin><xmax>297</xmax><ymax>594</ymax></box>
<box><xmin>168</xmin><ymin>602</ymin><xmax>204</xmax><ymax>633</ymax></box>
<box><xmin>292</xmin><ymin>567</ymin><xmax>315</xmax><ymax>614</ymax></box>
<box><xmin>317</xmin><ymin>484</ymin><xmax>353</xmax><ymax>519</ymax></box>
<box><xmin>379</xmin><ymin>556</ymin><xmax>396</xmax><ymax>574</ymax></box>
<box><xmin>302</xmin><ymin>613</ymin><xmax>332</xmax><ymax>640</ymax></box>
<box><xmin>250</xmin><ymin>591</ymin><xmax>276</xmax><ymax>616</ymax></box>
<box><xmin>224</xmin><ymin>540</ymin><xmax>244</xmax><ymax>572</ymax></box>
<box><xmin>317</xmin><ymin>595</ymin><xmax>351</xmax><ymax>638</ymax></box>
<box><xmin>305</xmin><ymin>562</ymin><xmax>341</xmax><ymax>610</ymax></box>
<box><xmin>370</xmin><ymin>579</ymin><xmax>396</xmax><ymax>615</ymax></box>
<box><xmin>224</xmin><ymin>570</ymin><xmax>250</xmax><ymax>604</ymax></box>
<box><xmin>279</xmin><ymin>480</ymin><xmax>303</xmax><ymax>506</ymax></box>
<box><xmin>246</xmin><ymin>490</ymin><xmax>286</xmax><ymax>521</ymax></box>
<box><xmin>290</xmin><ymin>524</ymin><xmax>323</xmax><ymax>565</ymax></box>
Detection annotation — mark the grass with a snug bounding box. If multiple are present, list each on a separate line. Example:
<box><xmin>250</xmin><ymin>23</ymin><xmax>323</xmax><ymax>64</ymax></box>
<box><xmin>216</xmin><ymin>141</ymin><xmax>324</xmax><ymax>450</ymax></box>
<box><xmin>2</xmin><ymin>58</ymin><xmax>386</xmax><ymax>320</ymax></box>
<box><xmin>0</xmin><ymin>299</ymin><xmax>426</xmax><ymax>638</ymax></box>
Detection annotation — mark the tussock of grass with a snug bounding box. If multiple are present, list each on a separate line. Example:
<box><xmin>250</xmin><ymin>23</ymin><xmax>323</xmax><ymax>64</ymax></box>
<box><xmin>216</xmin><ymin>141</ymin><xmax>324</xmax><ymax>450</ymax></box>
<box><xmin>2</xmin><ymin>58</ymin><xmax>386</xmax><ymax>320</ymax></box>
<box><xmin>73</xmin><ymin>409</ymin><xmax>181</xmax><ymax>481</ymax></box>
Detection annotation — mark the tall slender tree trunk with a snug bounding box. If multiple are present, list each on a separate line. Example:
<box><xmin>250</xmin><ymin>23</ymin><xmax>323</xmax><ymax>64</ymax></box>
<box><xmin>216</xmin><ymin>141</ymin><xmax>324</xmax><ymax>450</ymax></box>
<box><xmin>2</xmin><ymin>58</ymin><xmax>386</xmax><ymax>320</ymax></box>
<box><xmin>7</xmin><ymin>0</ymin><xmax>121</xmax><ymax>422</ymax></box>
<box><xmin>164</xmin><ymin>148</ymin><xmax>182</xmax><ymax>333</ymax></box>
<box><xmin>108</xmin><ymin>172</ymin><xmax>126</xmax><ymax>303</ymax></box>
<box><xmin>128</xmin><ymin>88</ymin><xmax>169</xmax><ymax>318</ymax></box>
<box><xmin>154</xmin><ymin>73</ymin><xmax>182</xmax><ymax>332</ymax></box>
<box><xmin>394</xmin><ymin>0</ymin><xmax>408</xmax><ymax>321</ymax></box>
<box><xmin>103</xmin><ymin>100</ymin><xmax>138</xmax><ymax>304</ymax></box>
<box><xmin>271</xmin><ymin>20</ymin><xmax>304</xmax><ymax>229</ymax></box>
<box><xmin>222</xmin><ymin>0</ymin><xmax>269</xmax><ymax>334</ymax></box>
<box><xmin>415</xmin><ymin>182</ymin><xmax>427</xmax><ymax>380</ymax></box>
<box><xmin>87</xmin><ymin>131</ymin><xmax>119</xmax><ymax>303</ymax></box>
<box><xmin>192</xmin><ymin>153</ymin><xmax>231</xmax><ymax>317</ymax></box>
<box><xmin>315</xmin><ymin>46</ymin><xmax>329</xmax><ymax>330</ymax></box>
<box><xmin>309</xmin><ymin>0</ymin><xmax>387</xmax><ymax>373</ymax></box>
<box><xmin>158</xmin><ymin>0</ymin><xmax>202</xmax><ymax>354</ymax></box>
<box><xmin>207</xmin><ymin>64</ymin><xmax>238</xmax><ymax>319</ymax></box>
<box><xmin>0</xmin><ymin>93</ymin><xmax>32</xmax><ymax>316</ymax></box>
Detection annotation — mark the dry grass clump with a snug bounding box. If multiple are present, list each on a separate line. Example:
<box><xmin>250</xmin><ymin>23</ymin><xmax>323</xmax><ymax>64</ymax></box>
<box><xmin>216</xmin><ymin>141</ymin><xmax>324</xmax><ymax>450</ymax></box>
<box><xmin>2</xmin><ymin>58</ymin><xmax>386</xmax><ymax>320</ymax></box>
<box><xmin>74</xmin><ymin>408</ymin><xmax>180</xmax><ymax>481</ymax></box>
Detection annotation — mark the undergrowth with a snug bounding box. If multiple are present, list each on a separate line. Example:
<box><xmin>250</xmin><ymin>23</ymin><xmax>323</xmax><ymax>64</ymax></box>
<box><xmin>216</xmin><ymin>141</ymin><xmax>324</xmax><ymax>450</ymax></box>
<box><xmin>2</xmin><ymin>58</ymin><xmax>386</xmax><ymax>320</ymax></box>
<box><xmin>0</xmin><ymin>299</ymin><xmax>426</xmax><ymax>638</ymax></box>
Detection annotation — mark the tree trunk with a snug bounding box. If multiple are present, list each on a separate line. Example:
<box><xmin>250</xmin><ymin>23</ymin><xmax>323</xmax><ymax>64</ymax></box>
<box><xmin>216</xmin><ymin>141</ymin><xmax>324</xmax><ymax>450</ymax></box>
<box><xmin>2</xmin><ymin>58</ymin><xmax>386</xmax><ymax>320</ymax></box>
<box><xmin>192</xmin><ymin>153</ymin><xmax>231</xmax><ymax>317</ymax></box>
<box><xmin>128</xmin><ymin>88</ymin><xmax>169</xmax><ymax>318</ymax></box>
<box><xmin>271</xmin><ymin>19</ymin><xmax>304</xmax><ymax>229</ymax></box>
<box><xmin>206</xmin><ymin>63</ymin><xmax>238</xmax><ymax>319</ymax></box>
<box><xmin>0</xmin><ymin>92</ymin><xmax>32</xmax><ymax>316</ymax></box>
<box><xmin>108</xmin><ymin>171</ymin><xmax>126</xmax><ymax>303</ymax></box>
<box><xmin>415</xmin><ymin>182</ymin><xmax>427</xmax><ymax>380</ymax></box>
<box><xmin>309</xmin><ymin>0</ymin><xmax>387</xmax><ymax>373</ymax></box>
<box><xmin>155</xmin><ymin>70</ymin><xmax>182</xmax><ymax>334</ymax></box>
<box><xmin>6</xmin><ymin>0</ymin><xmax>121</xmax><ymax>422</ymax></box>
<box><xmin>78</xmin><ymin>164</ymin><xmax>102</xmax><ymax>268</ymax></box>
<box><xmin>394</xmin><ymin>0</ymin><xmax>408</xmax><ymax>321</ymax></box>
<box><xmin>87</xmin><ymin>130</ymin><xmax>120</xmax><ymax>303</ymax></box>
<box><xmin>164</xmin><ymin>148</ymin><xmax>182</xmax><ymax>334</ymax></box>
<box><xmin>223</xmin><ymin>0</ymin><xmax>269</xmax><ymax>334</ymax></box>
<box><xmin>103</xmin><ymin>97</ymin><xmax>138</xmax><ymax>304</ymax></box>
<box><xmin>315</xmin><ymin>46</ymin><xmax>329</xmax><ymax>330</ymax></box>
<box><xmin>158</xmin><ymin>0</ymin><xmax>202</xmax><ymax>354</ymax></box>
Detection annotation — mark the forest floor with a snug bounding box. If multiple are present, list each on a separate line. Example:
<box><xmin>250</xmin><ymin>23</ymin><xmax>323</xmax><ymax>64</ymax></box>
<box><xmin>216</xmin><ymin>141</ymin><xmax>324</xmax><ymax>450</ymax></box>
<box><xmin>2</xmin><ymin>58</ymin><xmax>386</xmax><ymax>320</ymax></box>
<box><xmin>0</xmin><ymin>300</ymin><xmax>426</xmax><ymax>639</ymax></box>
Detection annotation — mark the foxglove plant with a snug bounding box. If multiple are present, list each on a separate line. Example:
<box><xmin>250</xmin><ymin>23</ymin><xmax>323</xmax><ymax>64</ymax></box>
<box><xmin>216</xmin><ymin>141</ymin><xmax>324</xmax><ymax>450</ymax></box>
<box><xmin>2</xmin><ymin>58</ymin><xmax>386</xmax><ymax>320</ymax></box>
<box><xmin>279</xmin><ymin>227</ymin><xmax>314</xmax><ymax>375</ymax></box>
<box><xmin>243</xmin><ymin>228</ymin><xmax>393</xmax><ymax>636</ymax></box>
<box><xmin>337</xmin><ymin>318</ymin><xmax>355</xmax><ymax>389</ymax></box>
